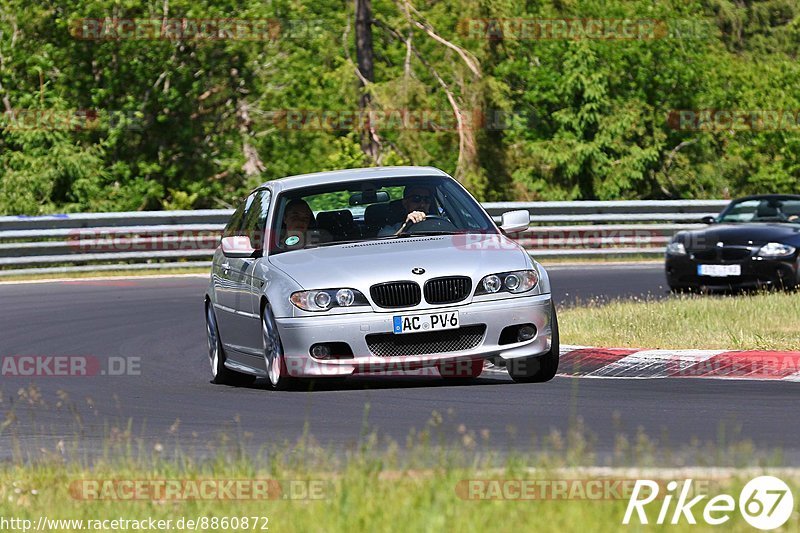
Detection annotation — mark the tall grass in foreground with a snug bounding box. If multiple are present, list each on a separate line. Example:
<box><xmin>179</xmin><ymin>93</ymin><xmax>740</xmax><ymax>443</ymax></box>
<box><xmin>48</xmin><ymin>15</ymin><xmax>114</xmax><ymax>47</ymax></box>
<box><xmin>0</xmin><ymin>433</ymin><xmax>795</xmax><ymax>532</ymax></box>
<box><xmin>560</xmin><ymin>291</ymin><xmax>800</xmax><ymax>350</ymax></box>
<box><xmin>3</xmin><ymin>459</ymin><xmax>795</xmax><ymax>532</ymax></box>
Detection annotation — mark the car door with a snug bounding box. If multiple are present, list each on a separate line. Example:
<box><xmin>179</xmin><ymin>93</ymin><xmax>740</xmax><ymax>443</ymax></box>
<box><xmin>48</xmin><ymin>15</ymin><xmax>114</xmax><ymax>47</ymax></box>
<box><xmin>213</xmin><ymin>199</ymin><xmax>248</xmax><ymax>347</ymax></box>
<box><xmin>237</xmin><ymin>188</ymin><xmax>272</xmax><ymax>357</ymax></box>
<box><xmin>225</xmin><ymin>191</ymin><xmax>270</xmax><ymax>358</ymax></box>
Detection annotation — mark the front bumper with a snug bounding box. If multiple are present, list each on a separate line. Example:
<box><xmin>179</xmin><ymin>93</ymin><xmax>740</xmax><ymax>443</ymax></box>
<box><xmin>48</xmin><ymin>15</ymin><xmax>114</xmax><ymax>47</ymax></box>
<box><xmin>276</xmin><ymin>293</ymin><xmax>553</xmax><ymax>377</ymax></box>
<box><xmin>666</xmin><ymin>254</ymin><xmax>799</xmax><ymax>289</ymax></box>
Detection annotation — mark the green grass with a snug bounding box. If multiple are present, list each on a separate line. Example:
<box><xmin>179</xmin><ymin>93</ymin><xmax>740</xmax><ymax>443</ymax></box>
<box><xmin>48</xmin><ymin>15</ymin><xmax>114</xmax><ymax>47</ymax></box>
<box><xmin>560</xmin><ymin>291</ymin><xmax>800</xmax><ymax>350</ymax></box>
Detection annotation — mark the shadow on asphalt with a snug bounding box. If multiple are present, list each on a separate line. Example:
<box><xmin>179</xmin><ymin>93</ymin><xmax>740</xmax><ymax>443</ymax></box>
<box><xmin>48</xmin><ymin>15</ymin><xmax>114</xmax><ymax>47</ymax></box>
<box><xmin>213</xmin><ymin>373</ymin><xmax>515</xmax><ymax>393</ymax></box>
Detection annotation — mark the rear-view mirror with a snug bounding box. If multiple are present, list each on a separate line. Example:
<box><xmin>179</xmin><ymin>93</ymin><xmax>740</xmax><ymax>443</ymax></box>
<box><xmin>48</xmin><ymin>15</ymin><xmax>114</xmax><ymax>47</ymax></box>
<box><xmin>350</xmin><ymin>190</ymin><xmax>390</xmax><ymax>206</ymax></box>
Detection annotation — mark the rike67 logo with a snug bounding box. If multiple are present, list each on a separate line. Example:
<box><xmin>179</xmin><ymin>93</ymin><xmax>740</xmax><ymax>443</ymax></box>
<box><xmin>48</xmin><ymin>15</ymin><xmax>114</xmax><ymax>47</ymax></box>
<box><xmin>623</xmin><ymin>476</ymin><xmax>794</xmax><ymax>530</ymax></box>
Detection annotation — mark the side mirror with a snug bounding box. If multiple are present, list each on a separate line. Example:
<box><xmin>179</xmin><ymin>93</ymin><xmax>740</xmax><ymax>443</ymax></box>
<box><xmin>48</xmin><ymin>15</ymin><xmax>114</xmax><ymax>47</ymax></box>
<box><xmin>499</xmin><ymin>210</ymin><xmax>530</xmax><ymax>234</ymax></box>
<box><xmin>700</xmin><ymin>216</ymin><xmax>716</xmax><ymax>225</ymax></box>
<box><xmin>221</xmin><ymin>236</ymin><xmax>261</xmax><ymax>259</ymax></box>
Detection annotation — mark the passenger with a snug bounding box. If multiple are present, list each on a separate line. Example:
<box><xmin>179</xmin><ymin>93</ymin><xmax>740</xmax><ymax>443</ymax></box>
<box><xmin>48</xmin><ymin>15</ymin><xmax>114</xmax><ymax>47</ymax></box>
<box><xmin>378</xmin><ymin>186</ymin><xmax>434</xmax><ymax>237</ymax></box>
<box><xmin>282</xmin><ymin>199</ymin><xmax>315</xmax><ymax>247</ymax></box>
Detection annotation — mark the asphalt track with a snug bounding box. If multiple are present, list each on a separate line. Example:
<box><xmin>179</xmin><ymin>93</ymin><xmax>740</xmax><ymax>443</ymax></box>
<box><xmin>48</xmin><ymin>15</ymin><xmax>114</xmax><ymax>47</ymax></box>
<box><xmin>1</xmin><ymin>263</ymin><xmax>798</xmax><ymax>463</ymax></box>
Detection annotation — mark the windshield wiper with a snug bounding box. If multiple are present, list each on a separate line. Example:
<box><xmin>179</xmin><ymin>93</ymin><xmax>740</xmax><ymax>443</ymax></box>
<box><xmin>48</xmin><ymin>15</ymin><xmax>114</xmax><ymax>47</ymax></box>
<box><xmin>397</xmin><ymin>230</ymin><xmax>462</xmax><ymax>237</ymax></box>
<box><xmin>311</xmin><ymin>239</ymin><xmax>366</xmax><ymax>248</ymax></box>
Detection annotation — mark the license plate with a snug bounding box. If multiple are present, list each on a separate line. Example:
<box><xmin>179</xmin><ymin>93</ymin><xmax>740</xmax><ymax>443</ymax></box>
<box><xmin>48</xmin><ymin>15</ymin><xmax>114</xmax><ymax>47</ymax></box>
<box><xmin>393</xmin><ymin>311</ymin><xmax>459</xmax><ymax>334</ymax></box>
<box><xmin>697</xmin><ymin>264</ymin><xmax>741</xmax><ymax>277</ymax></box>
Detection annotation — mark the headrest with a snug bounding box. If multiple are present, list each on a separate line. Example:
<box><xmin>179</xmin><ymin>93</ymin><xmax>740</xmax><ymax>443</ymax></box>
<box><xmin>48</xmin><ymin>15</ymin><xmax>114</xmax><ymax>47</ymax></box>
<box><xmin>757</xmin><ymin>203</ymin><xmax>779</xmax><ymax>218</ymax></box>
<box><xmin>364</xmin><ymin>203</ymin><xmax>392</xmax><ymax>226</ymax></box>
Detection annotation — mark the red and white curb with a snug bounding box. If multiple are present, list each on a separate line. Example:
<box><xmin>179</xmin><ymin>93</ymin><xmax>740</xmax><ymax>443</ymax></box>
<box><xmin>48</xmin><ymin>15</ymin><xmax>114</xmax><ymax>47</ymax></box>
<box><xmin>484</xmin><ymin>345</ymin><xmax>800</xmax><ymax>381</ymax></box>
<box><xmin>551</xmin><ymin>345</ymin><xmax>800</xmax><ymax>381</ymax></box>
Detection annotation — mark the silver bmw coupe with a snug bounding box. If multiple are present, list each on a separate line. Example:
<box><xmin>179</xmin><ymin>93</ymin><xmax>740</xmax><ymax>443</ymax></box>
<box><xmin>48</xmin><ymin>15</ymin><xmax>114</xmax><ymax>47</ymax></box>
<box><xmin>205</xmin><ymin>166</ymin><xmax>558</xmax><ymax>389</ymax></box>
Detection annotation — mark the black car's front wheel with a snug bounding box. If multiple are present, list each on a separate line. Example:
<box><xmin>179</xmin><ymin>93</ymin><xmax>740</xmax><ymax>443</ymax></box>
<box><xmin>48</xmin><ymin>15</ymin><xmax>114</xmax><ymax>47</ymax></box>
<box><xmin>507</xmin><ymin>302</ymin><xmax>560</xmax><ymax>383</ymax></box>
<box><xmin>206</xmin><ymin>303</ymin><xmax>256</xmax><ymax>386</ymax></box>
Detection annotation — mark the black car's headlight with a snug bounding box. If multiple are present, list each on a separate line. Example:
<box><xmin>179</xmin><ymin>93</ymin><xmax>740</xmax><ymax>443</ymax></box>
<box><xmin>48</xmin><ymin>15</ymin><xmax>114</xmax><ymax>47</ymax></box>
<box><xmin>666</xmin><ymin>242</ymin><xmax>687</xmax><ymax>256</ymax></box>
<box><xmin>475</xmin><ymin>270</ymin><xmax>539</xmax><ymax>295</ymax></box>
<box><xmin>290</xmin><ymin>289</ymin><xmax>369</xmax><ymax>311</ymax></box>
<box><xmin>758</xmin><ymin>242</ymin><xmax>796</xmax><ymax>258</ymax></box>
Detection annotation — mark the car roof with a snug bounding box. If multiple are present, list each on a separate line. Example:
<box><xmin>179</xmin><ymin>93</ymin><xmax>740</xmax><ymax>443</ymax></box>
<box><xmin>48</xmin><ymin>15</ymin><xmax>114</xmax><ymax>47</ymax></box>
<box><xmin>731</xmin><ymin>194</ymin><xmax>800</xmax><ymax>202</ymax></box>
<box><xmin>258</xmin><ymin>166</ymin><xmax>450</xmax><ymax>193</ymax></box>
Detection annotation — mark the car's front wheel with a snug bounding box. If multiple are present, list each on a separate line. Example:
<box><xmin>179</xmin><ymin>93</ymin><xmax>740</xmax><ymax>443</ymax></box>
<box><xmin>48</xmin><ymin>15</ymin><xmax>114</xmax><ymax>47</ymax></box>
<box><xmin>507</xmin><ymin>303</ymin><xmax>560</xmax><ymax>383</ymax></box>
<box><xmin>206</xmin><ymin>303</ymin><xmax>256</xmax><ymax>386</ymax></box>
<box><xmin>262</xmin><ymin>302</ymin><xmax>297</xmax><ymax>391</ymax></box>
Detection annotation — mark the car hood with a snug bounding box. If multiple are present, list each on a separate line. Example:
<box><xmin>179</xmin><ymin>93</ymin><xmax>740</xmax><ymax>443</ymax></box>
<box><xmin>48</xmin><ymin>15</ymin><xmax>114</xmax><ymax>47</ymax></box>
<box><xmin>267</xmin><ymin>233</ymin><xmax>531</xmax><ymax>289</ymax></box>
<box><xmin>680</xmin><ymin>223</ymin><xmax>800</xmax><ymax>248</ymax></box>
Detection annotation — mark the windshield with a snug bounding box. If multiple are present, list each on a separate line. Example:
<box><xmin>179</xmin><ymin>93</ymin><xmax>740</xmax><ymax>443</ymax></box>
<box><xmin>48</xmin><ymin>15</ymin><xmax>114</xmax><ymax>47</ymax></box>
<box><xmin>268</xmin><ymin>176</ymin><xmax>496</xmax><ymax>254</ymax></box>
<box><xmin>717</xmin><ymin>197</ymin><xmax>800</xmax><ymax>224</ymax></box>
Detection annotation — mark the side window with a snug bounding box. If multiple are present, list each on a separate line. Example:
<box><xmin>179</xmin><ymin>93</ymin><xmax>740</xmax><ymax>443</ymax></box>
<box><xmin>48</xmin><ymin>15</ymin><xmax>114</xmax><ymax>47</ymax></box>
<box><xmin>222</xmin><ymin>200</ymin><xmax>248</xmax><ymax>238</ymax></box>
<box><xmin>241</xmin><ymin>189</ymin><xmax>272</xmax><ymax>248</ymax></box>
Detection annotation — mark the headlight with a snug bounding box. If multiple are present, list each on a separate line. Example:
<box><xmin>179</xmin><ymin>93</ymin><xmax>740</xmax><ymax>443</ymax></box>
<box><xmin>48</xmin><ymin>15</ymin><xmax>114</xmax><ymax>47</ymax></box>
<box><xmin>314</xmin><ymin>291</ymin><xmax>331</xmax><ymax>309</ymax></box>
<box><xmin>476</xmin><ymin>270</ymin><xmax>539</xmax><ymax>295</ymax></box>
<box><xmin>290</xmin><ymin>288</ymin><xmax>368</xmax><ymax>311</ymax></box>
<box><xmin>666</xmin><ymin>242</ymin><xmax>687</xmax><ymax>256</ymax></box>
<box><xmin>758</xmin><ymin>242</ymin><xmax>796</xmax><ymax>258</ymax></box>
<box><xmin>335</xmin><ymin>289</ymin><xmax>355</xmax><ymax>307</ymax></box>
<box><xmin>504</xmin><ymin>274</ymin><xmax>520</xmax><ymax>291</ymax></box>
<box><xmin>482</xmin><ymin>275</ymin><xmax>502</xmax><ymax>293</ymax></box>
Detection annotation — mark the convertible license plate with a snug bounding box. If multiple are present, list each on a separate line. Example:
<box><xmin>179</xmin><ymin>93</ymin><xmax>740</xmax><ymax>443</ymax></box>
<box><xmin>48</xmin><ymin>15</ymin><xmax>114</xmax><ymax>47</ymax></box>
<box><xmin>697</xmin><ymin>264</ymin><xmax>741</xmax><ymax>277</ymax></box>
<box><xmin>393</xmin><ymin>311</ymin><xmax>459</xmax><ymax>334</ymax></box>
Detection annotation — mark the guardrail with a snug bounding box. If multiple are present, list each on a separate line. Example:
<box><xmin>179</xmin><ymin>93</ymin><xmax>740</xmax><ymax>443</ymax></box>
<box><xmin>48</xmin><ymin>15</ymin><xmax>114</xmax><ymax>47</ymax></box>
<box><xmin>0</xmin><ymin>200</ymin><xmax>729</xmax><ymax>276</ymax></box>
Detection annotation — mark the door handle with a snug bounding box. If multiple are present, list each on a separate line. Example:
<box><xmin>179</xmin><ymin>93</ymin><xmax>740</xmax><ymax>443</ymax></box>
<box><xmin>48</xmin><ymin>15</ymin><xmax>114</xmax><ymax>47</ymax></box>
<box><xmin>222</xmin><ymin>262</ymin><xmax>231</xmax><ymax>273</ymax></box>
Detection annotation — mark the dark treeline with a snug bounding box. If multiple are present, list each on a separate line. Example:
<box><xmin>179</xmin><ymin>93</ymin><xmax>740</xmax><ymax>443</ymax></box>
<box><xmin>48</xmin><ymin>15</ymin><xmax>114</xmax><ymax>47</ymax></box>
<box><xmin>0</xmin><ymin>0</ymin><xmax>799</xmax><ymax>214</ymax></box>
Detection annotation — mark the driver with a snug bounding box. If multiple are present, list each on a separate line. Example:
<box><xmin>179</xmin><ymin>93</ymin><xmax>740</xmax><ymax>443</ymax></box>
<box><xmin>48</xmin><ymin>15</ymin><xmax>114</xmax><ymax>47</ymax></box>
<box><xmin>378</xmin><ymin>186</ymin><xmax>434</xmax><ymax>237</ymax></box>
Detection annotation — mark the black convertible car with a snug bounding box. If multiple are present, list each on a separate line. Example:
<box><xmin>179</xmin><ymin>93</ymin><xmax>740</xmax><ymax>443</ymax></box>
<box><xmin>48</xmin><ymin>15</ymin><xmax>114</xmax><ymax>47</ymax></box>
<box><xmin>665</xmin><ymin>194</ymin><xmax>800</xmax><ymax>291</ymax></box>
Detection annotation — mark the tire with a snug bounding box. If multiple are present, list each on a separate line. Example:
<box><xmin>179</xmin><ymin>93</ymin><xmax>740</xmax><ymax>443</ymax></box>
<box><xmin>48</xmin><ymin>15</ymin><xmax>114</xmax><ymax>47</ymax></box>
<box><xmin>262</xmin><ymin>301</ymin><xmax>298</xmax><ymax>391</ymax></box>
<box><xmin>507</xmin><ymin>302</ymin><xmax>560</xmax><ymax>383</ymax></box>
<box><xmin>206</xmin><ymin>303</ymin><xmax>256</xmax><ymax>386</ymax></box>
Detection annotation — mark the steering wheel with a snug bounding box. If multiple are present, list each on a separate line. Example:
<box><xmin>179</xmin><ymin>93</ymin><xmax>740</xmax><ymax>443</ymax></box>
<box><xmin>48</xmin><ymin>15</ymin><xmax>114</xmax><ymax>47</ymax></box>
<box><xmin>400</xmin><ymin>215</ymin><xmax>458</xmax><ymax>234</ymax></box>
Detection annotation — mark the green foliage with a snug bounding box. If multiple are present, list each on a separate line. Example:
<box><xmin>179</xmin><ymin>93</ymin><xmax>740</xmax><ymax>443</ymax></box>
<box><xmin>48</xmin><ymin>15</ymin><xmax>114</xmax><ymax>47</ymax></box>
<box><xmin>1</xmin><ymin>0</ymin><xmax>799</xmax><ymax>214</ymax></box>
